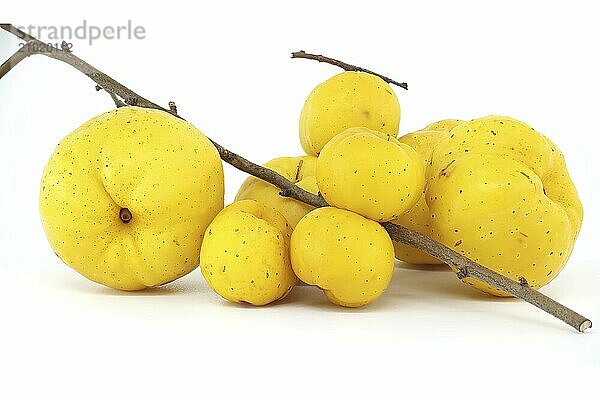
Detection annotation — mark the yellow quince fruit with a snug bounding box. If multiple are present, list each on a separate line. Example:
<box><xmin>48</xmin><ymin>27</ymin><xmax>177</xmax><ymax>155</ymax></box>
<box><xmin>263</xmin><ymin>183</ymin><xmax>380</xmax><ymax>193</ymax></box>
<box><xmin>316</xmin><ymin>127</ymin><xmax>424</xmax><ymax>222</ymax></box>
<box><xmin>299</xmin><ymin>71</ymin><xmax>400</xmax><ymax>155</ymax></box>
<box><xmin>290</xmin><ymin>207</ymin><xmax>395</xmax><ymax>307</ymax></box>
<box><xmin>392</xmin><ymin>119</ymin><xmax>465</xmax><ymax>264</ymax></box>
<box><xmin>40</xmin><ymin>106</ymin><xmax>224</xmax><ymax>290</ymax></box>
<box><xmin>426</xmin><ymin>115</ymin><xmax>583</xmax><ymax>295</ymax></box>
<box><xmin>199</xmin><ymin>200</ymin><xmax>297</xmax><ymax>305</ymax></box>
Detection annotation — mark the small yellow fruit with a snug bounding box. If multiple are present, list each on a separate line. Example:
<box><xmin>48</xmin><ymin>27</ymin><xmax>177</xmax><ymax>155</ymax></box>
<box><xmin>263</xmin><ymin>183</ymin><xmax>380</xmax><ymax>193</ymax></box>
<box><xmin>391</xmin><ymin>119</ymin><xmax>465</xmax><ymax>264</ymax></box>
<box><xmin>40</xmin><ymin>107</ymin><xmax>224</xmax><ymax>290</ymax></box>
<box><xmin>316</xmin><ymin>127</ymin><xmax>424</xmax><ymax>222</ymax></box>
<box><xmin>199</xmin><ymin>200</ymin><xmax>297</xmax><ymax>305</ymax></box>
<box><xmin>299</xmin><ymin>71</ymin><xmax>400</xmax><ymax>156</ymax></box>
<box><xmin>427</xmin><ymin>115</ymin><xmax>583</xmax><ymax>295</ymax></box>
<box><xmin>390</xmin><ymin>195</ymin><xmax>440</xmax><ymax>265</ymax></box>
<box><xmin>391</xmin><ymin>129</ymin><xmax>447</xmax><ymax>264</ymax></box>
<box><xmin>290</xmin><ymin>207</ymin><xmax>395</xmax><ymax>307</ymax></box>
<box><xmin>235</xmin><ymin>156</ymin><xmax>318</xmax><ymax>228</ymax></box>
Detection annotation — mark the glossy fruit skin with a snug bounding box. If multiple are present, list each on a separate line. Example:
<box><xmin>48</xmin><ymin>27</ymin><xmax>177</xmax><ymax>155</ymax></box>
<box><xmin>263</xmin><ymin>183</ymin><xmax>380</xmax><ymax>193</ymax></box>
<box><xmin>290</xmin><ymin>207</ymin><xmax>395</xmax><ymax>307</ymax></box>
<box><xmin>426</xmin><ymin>115</ymin><xmax>583</xmax><ymax>295</ymax></box>
<box><xmin>391</xmin><ymin>119</ymin><xmax>465</xmax><ymax>264</ymax></box>
<box><xmin>299</xmin><ymin>71</ymin><xmax>400</xmax><ymax>156</ymax></box>
<box><xmin>199</xmin><ymin>200</ymin><xmax>297</xmax><ymax>305</ymax></box>
<box><xmin>39</xmin><ymin>106</ymin><xmax>224</xmax><ymax>290</ymax></box>
<box><xmin>316</xmin><ymin>127</ymin><xmax>424</xmax><ymax>222</ymax></box>
<box><xmin>235</xmin><ymin>156</ymin><xmax>319</xmax><ymax>228</ymax></box>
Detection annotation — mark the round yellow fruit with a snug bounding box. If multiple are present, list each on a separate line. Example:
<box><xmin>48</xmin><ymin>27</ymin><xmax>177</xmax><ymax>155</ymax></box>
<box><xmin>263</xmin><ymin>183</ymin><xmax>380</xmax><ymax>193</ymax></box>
<box><xmin>235</xmin><ymin>156</ymin><xmax>318</xmax><ymax>228</ymax></box>
<box><xmin>299</xmin><ymin>71</ymin><xmax>400</xmax><ymax>156</ymax></box>
<box><xmin>391</xmin><ymin>119</ymin><xmax>465</xmax><ymax>264</ymax></box>
<box><xmin>40</xmin><ymin>106</ymin><xmax>224</xmax><ymax>290</ymax></box>
<box><xmin>199</xmin><ymin>200</ymin><xmax>297</xmax><ymax>305</ymax></box>
<box><xmin>427</xmin><ymin>115</ymin><xmax>583</xmax><ymax>295</ymax></box>
<box><xmin>316</xmin><ymin>127</ymin><xmax>424</xmax><ymax>222</ymax></box>
<box><xmin>290</xmin><ymin>207</ymin><xmax>395</xmax><ymax>307</ymax></box>
<box><xmin>391</xmin><ymin>129</ymin><xmax>447</xmax><ymax>264</ymax></box>
<box><xmin>390</xmin><ymin>195</ymin><xmax>440</xmax><ymax>265</ymax></box>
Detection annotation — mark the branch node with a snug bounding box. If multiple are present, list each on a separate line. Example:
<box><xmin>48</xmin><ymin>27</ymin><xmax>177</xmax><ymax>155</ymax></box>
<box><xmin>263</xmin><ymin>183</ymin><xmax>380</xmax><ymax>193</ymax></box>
<box><xmin>219</xmin><ymin>147</ymin><xmax>230</xmax><ymax>159</ymax></box>
<box><xmin>456</xmin><ymin>268</ymin><xmax>468</xmax><ymax>280</ymax></box>
<box><xmin>279</xmin><ymin>189</ymin><xmax>293</xmax><ymax>198</ymax></box>
<box><xmin>168</xmin><ymin>101</ymin><xmax>178</xmax><ymax>115</ymax></box>
<box><xmin>125</xmin><ymin>97</ymin><xmax>138</xmax><ymax>106</ymax></box>
<box><xmin>109</xmin><ymin>92</ymin><xmax>126</xmax><ymax>108</ymax></box>
<box><xmin>519</xmin><ymin>276</ymin><xmax>529</xmax><ymax>287</ymax></box>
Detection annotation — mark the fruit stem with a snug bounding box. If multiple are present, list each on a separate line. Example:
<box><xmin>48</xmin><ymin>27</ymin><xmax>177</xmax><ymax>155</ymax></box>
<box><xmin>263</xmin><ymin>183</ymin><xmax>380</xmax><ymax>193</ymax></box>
<box><xmin>119</xmin><ymin>208</ymin><xmax>133</xmax><ymax>224</ymax></box>
<box><xmin>291</xmin><ymin>50</ymin><xmax>408</xmax><ymax>90</ymax></box>
<box><xmin>0</xmin><ymin>23</ymin><xmax>590</xmax><ymax>332</ymax></box>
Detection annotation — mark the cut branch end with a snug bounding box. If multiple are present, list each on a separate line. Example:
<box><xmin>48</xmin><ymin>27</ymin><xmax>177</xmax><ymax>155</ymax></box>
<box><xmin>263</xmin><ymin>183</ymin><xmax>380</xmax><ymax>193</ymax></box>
<box><xmin>579</xmin><ymin>320</ymin><xmax>592</xmax><ymax>332</ymax></box>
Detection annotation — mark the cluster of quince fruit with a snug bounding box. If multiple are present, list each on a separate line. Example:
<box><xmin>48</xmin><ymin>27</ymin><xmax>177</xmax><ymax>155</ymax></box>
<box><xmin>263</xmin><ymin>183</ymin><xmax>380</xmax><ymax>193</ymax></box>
<box><xmin>39</xmin><ymin>69</ymin><xmax>583</xmax><ymax>308</ymax></box>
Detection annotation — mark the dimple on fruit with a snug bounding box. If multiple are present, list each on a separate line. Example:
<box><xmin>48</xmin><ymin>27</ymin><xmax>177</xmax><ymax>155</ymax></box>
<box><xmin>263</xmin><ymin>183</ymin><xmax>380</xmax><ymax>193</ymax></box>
<box><xmin>426</xmin><ymin>115</ymin><xmax>583</xmax><ymax>295</ymax></box>
<box><xmin>199</xmin><ymin>200</ymin><xmax>297</xmax><ymax>305</ymax></box>
<box><xmin>316</xmin><ymin>127</ymin><xmax>424</xmax><ymax>222</ymax></box>
<box><xmin>39</xmin><ymin>107</ymin><xmax>225</xmax><ymax>290</ymax></box>
<box><xmin>299</xmin><ymin>71</ymin><xmax>400</xmax><ymax>155</ymax></box>
<box><xmin>290</xmin><ymin>207</ymin><xmax>395</xmax><ymax>307</ymax></box>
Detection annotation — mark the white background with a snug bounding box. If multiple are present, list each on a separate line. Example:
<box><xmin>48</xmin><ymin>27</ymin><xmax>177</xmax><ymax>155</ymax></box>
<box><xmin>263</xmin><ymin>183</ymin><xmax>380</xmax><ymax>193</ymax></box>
<box><xmin>1</xmin><ymin>0</ymin><xmax>599</xmax><ymax>398</ymax></box>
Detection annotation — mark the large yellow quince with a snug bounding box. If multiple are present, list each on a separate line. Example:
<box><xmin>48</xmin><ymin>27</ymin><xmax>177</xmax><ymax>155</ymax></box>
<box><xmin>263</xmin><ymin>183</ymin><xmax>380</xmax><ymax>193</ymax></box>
<box><xmin>426</xmin><ymin>115</ymin><xmax>583</xmax><ymax>295</ymax></box>
<box><xmin>40</xmin><ymin>106</ymin><xmax>224</xmax><ymax>290</ymax></box>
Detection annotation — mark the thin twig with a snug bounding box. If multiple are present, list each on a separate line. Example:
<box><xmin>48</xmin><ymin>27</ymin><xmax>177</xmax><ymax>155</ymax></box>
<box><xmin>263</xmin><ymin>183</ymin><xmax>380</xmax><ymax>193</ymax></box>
<box><xmin>0</xmin><ymin>25</ymin><xmax>164</xmax><ymax>111</ymax></box>
<box><xmin>108</xmin><ymin>92</ymin><xmax>126</xmax><ymax>108</ymax></box>
<box><xmin>94</xmin><ymin>84</ymin><xmax>126</xmax><ymax>108</ymax></box>
<box><xmin>291</xmin><ymin>50</ymin><xmax>408</xmax><ymax>90</ymax></box>
<box><xmin>0</xmin><ymin>42</ymin><xmax>33</xmax><ymax>79</ymax></box>
<box><xmin>0</xmin><ymin>24</ymin><xmax>591</xmax><ymax>332</ymax></box>
<box><xmin>380</xmin><ymin>222</ymin><xmax>592</xmax><ymax>332</ymax></box>
<box><xmin>0</xmin><ymin>23</ymin><xmax>37</xmax><ymax>41</ymax></box>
